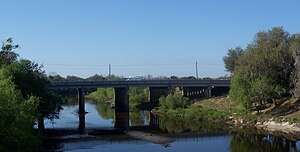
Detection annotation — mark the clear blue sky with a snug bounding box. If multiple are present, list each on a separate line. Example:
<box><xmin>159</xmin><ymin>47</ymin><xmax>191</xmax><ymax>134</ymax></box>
<box><xmin>1</xmin><ymin>0</ymin><xmax>300</xmax><ymax>78</ymax></box>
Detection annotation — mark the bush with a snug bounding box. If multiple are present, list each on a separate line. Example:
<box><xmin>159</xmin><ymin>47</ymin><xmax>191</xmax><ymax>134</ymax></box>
<box><xmin>0</xmin><ymin>78</ymin><xmax>38</xmax><ymax>151</ymax></box>
<box><xmin>159</xmin><ymin>92</ymin><xmax>189</xmax><ymax>110</ymax></box>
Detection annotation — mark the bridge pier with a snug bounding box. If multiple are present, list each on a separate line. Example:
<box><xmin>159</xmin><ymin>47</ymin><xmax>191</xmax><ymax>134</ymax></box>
<box><xmin>78</xmin><ymin>113</ymin><xmax>85</xmax><ymax>134</ymax></box>
<box><xmin>204</xmin><ymin>87</ymin><xmax>212</xmax><ymax>98</ymax></box>
<box><xmin>149</xmin><ymin>87</ymin><xmax>170</xmax><ymax>103</ymax></box>
<box><xmin>78</xmin><ymin>88</ymin><xmax>85</xmax><ymax>114</ymax></box>
<box><xmin>114</xmin><ymin>87</ymin><xmax>129</xmax><ymax>129</ymax></box>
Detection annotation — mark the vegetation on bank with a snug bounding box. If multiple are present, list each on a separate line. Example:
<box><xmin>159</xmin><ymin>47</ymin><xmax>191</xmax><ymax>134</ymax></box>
<box><xmin>0</xmin><ymin>38</ymin><xmax>62</xmax><ymax>151</ymax></box>
<box><xmin>156</xmin><ymin>93</ymin><xmax>232</xmax><ymax>124</ymax></box>
<box><xmin>225</xmin><ymin>27</ymin><xmax>300</xmax><ymax>111</ymax></box>
<box><xmin>86</xmin><ymin>87</ymin><xmax>149</xmax><ymax>106</ymax></box>
<box><xmin>156</xmin><ymin>27</ymin><xmax>300</xmax><ymax>129</ymax></box>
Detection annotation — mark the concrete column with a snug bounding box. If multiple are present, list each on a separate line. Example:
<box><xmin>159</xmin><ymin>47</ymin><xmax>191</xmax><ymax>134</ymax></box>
<box><xmin>114</xmin><ymin>112</ymin><xmax>129</xmax><ymax>129</ymax></box>
<box><xmin>78</xmin><ymin>88</ymin><xmax>85</xmax><ymax>114</ymax></box>
<box><xmin>78</xmin><ymin>113</ymin><xmax>85</xmax><ymax>134</ymax></box>
<box><xmin>114</xmin><ymin>87</ymin><xmax>129</xmax><ymax>112</ymax></box>
<box><xmin>114</xmin><ymin>87</ymin><xmax>129</xmax><ymax>129</ymax></box>
<box><xmin>204</xmin><ymin>87</ymin><xmax>212</xmax><ymax>98</ymax></box>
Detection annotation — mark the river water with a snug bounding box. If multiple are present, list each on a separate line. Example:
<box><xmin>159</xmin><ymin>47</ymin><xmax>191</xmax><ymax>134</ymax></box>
<box><xmin>42</xmin><ymin>100</ymin><xmax>300</xmax><ymax>152</ymax></box>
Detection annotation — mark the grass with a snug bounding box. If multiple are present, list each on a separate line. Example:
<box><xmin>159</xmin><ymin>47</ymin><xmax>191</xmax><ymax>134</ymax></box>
<box><xmin>156</xmin><ymin>96</ymin><xmax>300</xmax><ymax>125</ymax></box>
<box><xmin>192</xmin><ymin>96</ymin><xmax>243</xmax><ymax>114</ymax></box>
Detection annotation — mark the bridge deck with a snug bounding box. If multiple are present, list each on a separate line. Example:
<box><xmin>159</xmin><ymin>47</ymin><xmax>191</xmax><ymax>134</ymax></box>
<box><xmin>49</xmin><ymin>79</ymin><xmax>230</xmax><ymax>89</ymax></box>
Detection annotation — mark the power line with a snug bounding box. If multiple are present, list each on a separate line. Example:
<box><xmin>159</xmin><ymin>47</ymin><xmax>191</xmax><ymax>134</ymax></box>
<box><xmin>42</xmin><ymin>61</ymin><xmax>223</xmax><ymax>67</ymax></box>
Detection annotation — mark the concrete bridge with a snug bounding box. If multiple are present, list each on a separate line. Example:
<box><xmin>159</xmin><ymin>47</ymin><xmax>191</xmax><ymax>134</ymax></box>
<box><xmin>49</xmin><ymin>79</ymin><xmax>230</xmax><ymax>129</ymax></box>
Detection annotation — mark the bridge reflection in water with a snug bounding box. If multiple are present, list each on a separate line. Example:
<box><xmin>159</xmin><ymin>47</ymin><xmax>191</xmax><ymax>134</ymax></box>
<box><xmin>78</xmin><ymin>109</ymin><xmax>160</xmax><ymax>134</ymax></box>
<box><xmin>49</xmin><ymin>79</ymin><xmax>230</xmax><ymax>132</ymax></box>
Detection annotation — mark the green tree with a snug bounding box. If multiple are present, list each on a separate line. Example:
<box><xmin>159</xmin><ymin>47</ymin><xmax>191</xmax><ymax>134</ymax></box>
<box><xmin>230</xmin><ymin>27</ymin><xmax>295</xmax><ymax>109</ymax></box>
<box><xmin>0</xmin><ymin>78</ymin><xmax>38</xmax><ymax>151</ymax></box>
<box><xmin>86</xmin><ymin>74</ymin><xmax>106</xmax><ymax>81</ymax></box>
<box><xmin>129</xmin><ymin>87</ymin><xmax>148</xmax><ymax>105</ymax></box>
<box><xmin>66</xmin><ymin>75</ymin><xmax>84</xmax><ymax>81</ymax></box>
<box><xmin>0</xmin><ymin>38</ymin><xmax>62</xmax><ymax>129</ymax></box>
<box><xmin>0</xmin><ymin>38</ymin><xmax>19</xmax><ymax>66</ymax></box>
<box><xmin>291</xmin><ymin>34</ymin><xmax>300</xmax><ymax>98</ymax></box>
<box><xmin>0</xmin><ymin>60</ymin><xmax>63</xmax><ymax>129</ymax></box>
<box><xmin>86</xmin><ymin>88</ymin><xmax>114</xmax><ymax>102</ymax></box>
<box><xmin>223</xmin><ymin>46</ymin><xmax>244</xmax><ymax>73</ymax></box>
<box><xmin>159</xmin><ymin>92</ymin><xmax>189</xmax><ymax>110</ymax></box>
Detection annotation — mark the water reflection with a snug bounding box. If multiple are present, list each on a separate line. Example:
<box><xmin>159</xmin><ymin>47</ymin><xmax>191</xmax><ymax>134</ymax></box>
<box><xmin>159</xmin><ymin>116</ymin><xmax>226</xmax><ymax>134</ymax></box>
<box><xmin>231</xmin><ymin>133</ymin><xmax>299</xmax><ymax>152</ymax></box>
<box><xmin>78</xmin><ymin>113</ymin><xmax>85</xmax><ymax>133</ymax></box>
<box><xmin>42</xmin><ymin>100</ymin><xmax>300</xmax><ymax>152</ymax></box>
<box><xmin>95</xmin><ymin>102</ymin><xmax>150</xmax><ymax>127</ymax></box>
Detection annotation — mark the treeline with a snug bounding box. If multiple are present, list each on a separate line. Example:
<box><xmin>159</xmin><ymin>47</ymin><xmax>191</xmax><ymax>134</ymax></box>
<box><xmin>223</xmin><ymin>27</ymin><xmax>300</xmax><ymax>111</ymax></box>
<box><xmin>49</xmin><ymin>73</ymin><xmax>124</xmax><ymax>81</ymax></box>
<box><xmin>49</xmin><ymin>73</ymin><xmax>229</xmax><ymax>81</ymax></box>
<box><xmin>0</xmin><ymin>38</ymin><xmax>62</xmax><ymax>151</ymax></box>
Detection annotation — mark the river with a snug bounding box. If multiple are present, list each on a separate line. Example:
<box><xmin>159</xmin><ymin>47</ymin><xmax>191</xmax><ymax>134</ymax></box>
<box><xmin>41</xmin><ymin>100</ymin><xmax>300</xmax><ymax>152</ymax></box>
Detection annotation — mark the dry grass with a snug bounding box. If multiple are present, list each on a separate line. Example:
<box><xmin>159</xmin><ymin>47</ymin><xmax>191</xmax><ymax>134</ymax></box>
<box><xmin>192</xmin><ymin>97</ymin><xmax>243</xmax><ymax>113</ymax></box>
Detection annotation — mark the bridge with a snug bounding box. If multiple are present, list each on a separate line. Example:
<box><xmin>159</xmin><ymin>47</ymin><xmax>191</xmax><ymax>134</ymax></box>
<box><xmin>49</xmin><ymin>79</ymin><xmax>230</xmax><ymax>129</ymax></box>
<box><xmin>49</xmin><ymin>79</ymin><xmax>230</xmax><ymax>89</ymax></box>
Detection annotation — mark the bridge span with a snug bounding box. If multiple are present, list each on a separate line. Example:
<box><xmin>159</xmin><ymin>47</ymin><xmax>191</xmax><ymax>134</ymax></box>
<box><xmin>49</xmin><ymin>79</ymin><xmax>230</xmax><ymax>129</ymax></box>
<box><xmin>49</xmin><ymin>79</ymin><xmax>230</xmax><ymax>89</ymax></box>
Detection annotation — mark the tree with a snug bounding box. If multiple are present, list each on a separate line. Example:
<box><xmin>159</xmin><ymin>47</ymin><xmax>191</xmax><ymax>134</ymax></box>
<box><xmin>223</xmin><ymin>46</ymin><xmax>244</xmax><ymax>73</ymax></box>
<box><xmin>0</xmin><ymin>39</ymin><xmax>63</xmax><ymax>129</ymax></box>
<box><xmin>159</xmin><ymin>92</ymin><xmax>189</xmax><ymax>110</ymax></box>
<box><xmin>66</xmin><ymin>75</ymin><xmax>84</xmax><ymax>81</ymax></box>
<box><xmin>86</xmin><ymin>74</ymin><xmax>106</xmax><ymax>81</ymax></box>
<box><xmin>48</xmin><ymin>72</ymin><xmax>66</xmax><ymax>81</ymax></box>
<box><xmin>0</xmin><ymin>38</ymin><xmax>19</xmax><ymax>66</ymax></box>
<box><xmin>0</xmin><ymin>60</ymin><xmax>63</xmax><ymax>129</ymax></box>
<box><xmin>230</xmin><ymin>27</ymin><xmax>295</xmax><ymax>109</ymax></box>
<box><xmin>0</xmin><ymin>78</ymin><xmax>38</xmax><ymax>151</ymax></box>
<box><xmin>290</xmin><ymin>34</ymin><xmax>300</xmax><ymax>98</ymax></box>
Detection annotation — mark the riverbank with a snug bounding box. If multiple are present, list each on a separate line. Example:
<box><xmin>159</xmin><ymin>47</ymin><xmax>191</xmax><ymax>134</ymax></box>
<box><xmin>153</xmin><ymin>97</ymin><xmax>300</xmax><ymax>137</ymax></box>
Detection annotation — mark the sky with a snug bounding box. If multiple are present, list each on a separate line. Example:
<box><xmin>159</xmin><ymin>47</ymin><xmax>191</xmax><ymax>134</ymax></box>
<box><xmin>1</xmin><ymin>0</ymin><xmax>300</xmax><ymax>78</ymax></box>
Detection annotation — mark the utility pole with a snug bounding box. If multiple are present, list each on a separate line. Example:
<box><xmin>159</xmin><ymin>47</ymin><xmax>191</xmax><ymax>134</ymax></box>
<box><xmin>195</xmin><ymin>61</ymin><xmax>198</xmax><ymax>79</ymax></box>
<box><xmin>108</xmin><ymin>64</ymin><xmax>111</xmax><ymax>80</ymax></box>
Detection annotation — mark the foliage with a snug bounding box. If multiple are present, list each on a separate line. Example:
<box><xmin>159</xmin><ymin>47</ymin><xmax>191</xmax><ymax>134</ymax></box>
<box><xmin>87</xmin><ymin>87</ymin><xmax>148</xmax><ymax>106</ymax></box>
<box><xmin>86</xmin><ymin>74</ymin><xmax>106</xmax><ymax>81</ymax></box>
<box><xmin>291</xmin><ymin>34</ymin><xmax>300</xmax><ymax>98</ymax></box>
<box><xmin>86</xmin><ymin>88</ymin><xmax>115</xmax><ymax>102</ymax></box>
<box><xmin>0</xmin><ymin>59</ymin><xmax>49</xmax><ymax>98</ymax></box>
<box><xmin>0</xmin><ymin>38</ymin><xmax>62</xmax><ymax>129</ymax></box>
<box><xmin>159</xmin><ymin>92</ymin><xmax>189</xmax><ymax>110</ymax></box>
<box><xmin>129</xmin><ymin>87</ymin><xmax>148</xmax><ymax>106</ymax></box>
<box><xmin>0</xmin><ymin>60</ymin><xmax>62</xmax><ymax>121</ymax></box>
<box><xmin>66</xmin><ymin>75</ymin><xmax>84</xmax><ymax>81</ymax></box>
<box><xmin>0</xmin><ymin>38</ymin><xmax>19</xmax><ymax>66</ymax></box>
<box><xmin>157</xmin><ymin>106</ymin><xmax>229</xmax><ymax>133</ymax></box>
<box><xmin>229</xmin><ymin>27</ymin><xmax>296</xmax><ymax>110</ymax></box>
<box><xmin>223</xmin><ymin>46</ymin><xmax>244</xmax><ymax>73</ymax></box>
<box><xmin>0</xmin><ymin>78</ymin><xmax>38</xmax><ymax>151</ymax></box>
